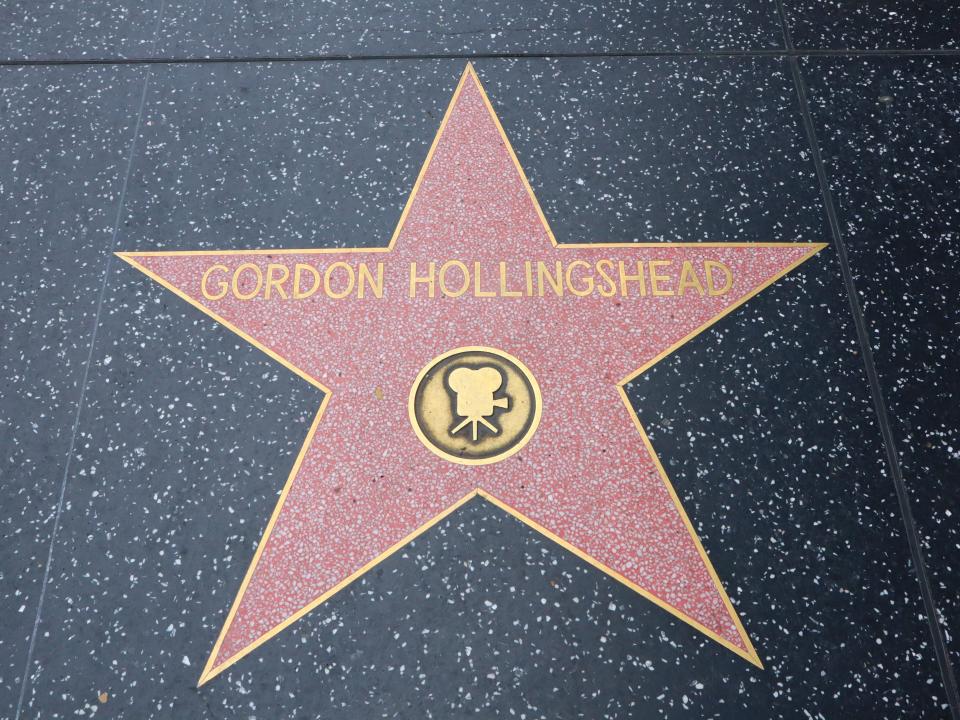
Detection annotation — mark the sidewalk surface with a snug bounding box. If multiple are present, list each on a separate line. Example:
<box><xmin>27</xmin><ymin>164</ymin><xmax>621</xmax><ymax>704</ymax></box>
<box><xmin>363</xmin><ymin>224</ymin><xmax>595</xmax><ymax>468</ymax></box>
<box><xmin>1</xmin><ymin>2</ymin><xmax>958</xmax><ymax>718</ymax></box>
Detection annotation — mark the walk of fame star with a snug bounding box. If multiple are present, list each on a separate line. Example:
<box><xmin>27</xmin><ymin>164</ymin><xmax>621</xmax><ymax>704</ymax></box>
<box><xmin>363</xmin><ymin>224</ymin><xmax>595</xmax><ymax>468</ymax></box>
<box><xmin>117</xmin><ymin>63</ymin><xmax>825</xmax><ymax>685</ymax></box>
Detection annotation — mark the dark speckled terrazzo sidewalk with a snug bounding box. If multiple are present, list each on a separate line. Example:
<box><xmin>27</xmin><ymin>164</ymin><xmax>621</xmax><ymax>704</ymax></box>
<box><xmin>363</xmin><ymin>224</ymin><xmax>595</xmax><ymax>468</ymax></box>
<box><xmin>1</xmin><ymin>2</ymin><xmax>958</xmax><ymax>719</ymax></box>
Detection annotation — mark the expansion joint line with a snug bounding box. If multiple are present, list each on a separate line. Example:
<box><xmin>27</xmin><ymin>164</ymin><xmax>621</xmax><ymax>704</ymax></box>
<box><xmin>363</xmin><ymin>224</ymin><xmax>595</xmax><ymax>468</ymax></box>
<box><xmin>776</xmin><ymin>0</ymin><xmax>960</xmax><ymax>714</ymax></box>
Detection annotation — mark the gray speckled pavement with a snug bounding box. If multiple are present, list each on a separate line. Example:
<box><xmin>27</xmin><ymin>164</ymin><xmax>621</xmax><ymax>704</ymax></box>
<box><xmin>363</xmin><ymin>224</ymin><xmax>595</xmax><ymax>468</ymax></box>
<box><xmin>1</xmin><ymin>4</ymin><xmax>959</xmax><ymax>720</ymax></box>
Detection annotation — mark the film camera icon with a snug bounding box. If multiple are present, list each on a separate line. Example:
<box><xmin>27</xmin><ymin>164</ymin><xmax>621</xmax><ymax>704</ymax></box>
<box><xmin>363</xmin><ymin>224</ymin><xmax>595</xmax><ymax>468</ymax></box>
<box><xmin>447</xmin><ymin>366</ymin><xmax>510</xmax><ymax>442</ymax></box>
<box><xmin>409</xmin><ymin>346</ymin><xmax>540</xmax><ymax>465</ymax></box>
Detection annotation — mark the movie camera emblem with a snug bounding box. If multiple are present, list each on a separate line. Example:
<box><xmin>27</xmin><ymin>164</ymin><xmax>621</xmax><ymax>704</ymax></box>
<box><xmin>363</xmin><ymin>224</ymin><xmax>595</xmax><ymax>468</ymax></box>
<box><xmin>409</xmin><ymin>347</ymin><xmax>541</xmax><ymax>465</ymax></box>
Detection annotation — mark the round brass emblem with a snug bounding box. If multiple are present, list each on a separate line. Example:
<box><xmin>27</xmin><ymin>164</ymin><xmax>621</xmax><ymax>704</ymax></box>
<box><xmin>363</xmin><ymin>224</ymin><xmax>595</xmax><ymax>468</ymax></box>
<box><xmin>408</xmin><ymin>346</ymin><xmax>541</xmax><ymax>465</ymax></box>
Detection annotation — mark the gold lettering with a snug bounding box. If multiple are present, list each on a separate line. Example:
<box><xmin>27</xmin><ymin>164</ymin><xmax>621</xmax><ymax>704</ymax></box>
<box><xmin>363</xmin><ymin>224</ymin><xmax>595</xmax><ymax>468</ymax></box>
<box><xmin>473</xmin><ymin>261</ymin><xmax>495</xmax><ymax>298</ymax></box>
<box><xmin>499</xmin><ymin>261</ymin><xmax>522</xmax><ymax>297</ymax></box>
<box><xmin>232</xmin><ymin>263</ymin><xmax>263</xmax><ymax>301</ymax></box>
<box><xmin>293</xmin><ymin>263</ymin><xmax>321</xmax><ymax>299</ymax></box>
<box><xmin>324</xmin><ymin>261</ymin><xmax>355</xmax><ymax>300</ymax></box>
<box><xmin>677</xmin><ymin>260</ymin><xmax>704</xmax><ymax>296</ymax></box>
<box><xmin>705</xmin><ymin>260</ymin><xmax>733</xmax><ymax>296</ymax></box>
<box><xmin>618</xmin><ymin>260</ymin><xmax>646</xmax><ymax>297</ymax></box>
<box><xmin>596</xmin><ymin>259</ymin><xmax>617</xmax><ymax>298</ymax></box>
<box><xmin>439</xmin><ymin>260</ymin><xmax>470</xmax><ymax>298</ymax></box>
<box><xmin>264</xmin><ymin>264</ymin><xmax>289</xmax><ymax>300</ymax></box>
<box><xmin>358</xmin><ymin>262</ymin><xmax>384</xmax><ymax>299</ymax></box>
<box><xmin>409</xmin><ymin>262</ymin><xmax>435</xmax><ymax>298</ymax></box>
<box><xmin>565</xmin><ymin>259</ymin><xmax>594</xmax><ymax>297</ymax></box>
<box><xmin>537</xmin><ymin>261</ymin><xmax>564</xmax><ymax>297</ymax></box>
<box><xmin>201</xmin><ymin>264</ymin><xmax>229</xmax><ymax>300</ymax></box>
<box><xmin>648</xmin><ymin>260</ymin><xmax>674</xmax><ymax>296</ymax></box>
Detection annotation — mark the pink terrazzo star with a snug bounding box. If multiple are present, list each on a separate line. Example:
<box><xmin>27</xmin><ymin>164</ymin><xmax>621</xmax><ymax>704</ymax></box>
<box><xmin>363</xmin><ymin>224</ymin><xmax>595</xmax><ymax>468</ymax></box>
<box><xmin>118</xmin><ymin>64</ymin><xmax>824</xmax><ymax>684</ymax></box>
